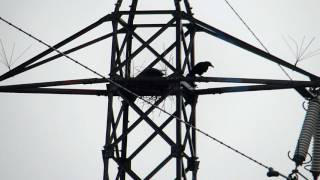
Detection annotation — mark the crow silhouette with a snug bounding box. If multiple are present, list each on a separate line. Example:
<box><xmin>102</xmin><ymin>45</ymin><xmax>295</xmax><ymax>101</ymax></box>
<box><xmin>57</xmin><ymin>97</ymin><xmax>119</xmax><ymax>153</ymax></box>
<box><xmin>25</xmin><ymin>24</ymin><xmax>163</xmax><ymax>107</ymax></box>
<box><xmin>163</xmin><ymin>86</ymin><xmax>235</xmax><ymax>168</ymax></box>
<box><xmin>184</xmin><ymin>61</ymin><xmax>213</xmax><ymax>106</ymax></box>
<box><xmin>187</xmin><ymin>61</ymin><xmax>213</xmax><ymax>77</ymax></box>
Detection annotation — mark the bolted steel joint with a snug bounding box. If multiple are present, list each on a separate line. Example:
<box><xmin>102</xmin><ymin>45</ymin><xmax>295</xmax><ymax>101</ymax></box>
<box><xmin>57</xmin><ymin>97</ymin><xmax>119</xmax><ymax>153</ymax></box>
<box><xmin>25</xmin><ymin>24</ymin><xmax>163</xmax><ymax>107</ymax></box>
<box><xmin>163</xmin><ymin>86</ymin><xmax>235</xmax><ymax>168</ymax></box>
<box><xmin>171</xmin><ymin>144</ymin><xmax>184</xmax><ymax>158</ymax></box>
<box><xmin>102</xmin><ymin>146</ymin><xmax>114</xmax><ymax>159</ymax></box>
<box><xmin>186</xmin><ymin>157</ymin><xmax>199</xmax><ymax>172</ymax></box>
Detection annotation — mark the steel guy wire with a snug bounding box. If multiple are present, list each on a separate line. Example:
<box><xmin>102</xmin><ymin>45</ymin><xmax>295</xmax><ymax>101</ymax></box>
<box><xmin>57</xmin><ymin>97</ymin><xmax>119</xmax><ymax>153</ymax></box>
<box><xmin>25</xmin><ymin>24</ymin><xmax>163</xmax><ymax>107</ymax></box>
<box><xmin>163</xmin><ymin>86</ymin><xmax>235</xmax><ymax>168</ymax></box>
<box><xmin>0</xmin><ymin>15</ymin><xmax>289</xmax><ymax>179</ymax></box>
<box><xmin>223</xmin><ymin>0</ymin><xmax>293</xmax><ymax>80</ymax></box>
<box><xmin>0</xmin><ymin>16</ymin><xmax>106</xmax><ymax>79</ymax></box>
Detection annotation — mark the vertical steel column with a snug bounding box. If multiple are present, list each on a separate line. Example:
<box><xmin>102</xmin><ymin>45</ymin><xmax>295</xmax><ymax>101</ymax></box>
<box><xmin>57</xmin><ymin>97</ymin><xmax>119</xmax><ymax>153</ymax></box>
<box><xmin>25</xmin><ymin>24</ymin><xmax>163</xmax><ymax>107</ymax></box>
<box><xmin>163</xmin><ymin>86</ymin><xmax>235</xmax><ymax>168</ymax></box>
<box><xmin>103</xmin><ymin>88</ymin><xmax>114</xmax><ymax>180</ymax></box>
<box><xmin>119</xmin><ymin>2</ymin><xmax>137</xmax><ymax>179</ymax></box>
<box><xmin>190</xmin><ymin>29</ymin><xmax>198</xmax><ymax>180</ymax></box>
<box><xmin>175</xmin><ymin>1</ymin><xmax>183</xmax><ymax>179</ymax></box>
<box><xmin>104</xmin><ymin>1</ymin><xmax>123</xmax><ymax>180</ymax></box>
<box><xmin>120</xmin><ymin>103</ymin><xmax>129</xmax><ymax>180</ymax></box>
<box><xmin>124</xmin><ymin>0</ymin><xmax>138</xmax><ymax>77</ymax></box>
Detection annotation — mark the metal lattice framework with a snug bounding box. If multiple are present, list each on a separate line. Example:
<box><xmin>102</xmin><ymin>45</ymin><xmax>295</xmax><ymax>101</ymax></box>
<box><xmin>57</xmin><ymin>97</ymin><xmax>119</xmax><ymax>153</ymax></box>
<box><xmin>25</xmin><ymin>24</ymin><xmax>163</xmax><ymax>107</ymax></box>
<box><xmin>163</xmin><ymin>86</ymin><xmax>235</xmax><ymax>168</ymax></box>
<box><xmin>1</xmin><ymin>0</ymin><xmax>320</xmax><ymax>180</ymax></box>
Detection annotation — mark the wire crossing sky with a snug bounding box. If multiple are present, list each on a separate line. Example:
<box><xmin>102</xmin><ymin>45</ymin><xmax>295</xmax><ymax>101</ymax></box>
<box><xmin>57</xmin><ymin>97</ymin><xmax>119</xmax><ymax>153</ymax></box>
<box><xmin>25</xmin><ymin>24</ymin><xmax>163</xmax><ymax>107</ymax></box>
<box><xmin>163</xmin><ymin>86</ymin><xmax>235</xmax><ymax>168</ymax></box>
<box><xmin>0</xmin><ymin>0</ymin><xmax>320</xmax><ymax>179</ymax></box>
<box><xmin>0</xmin><ymin>13</ymin><xmax>290</xmax><ymax>178</ymax></box>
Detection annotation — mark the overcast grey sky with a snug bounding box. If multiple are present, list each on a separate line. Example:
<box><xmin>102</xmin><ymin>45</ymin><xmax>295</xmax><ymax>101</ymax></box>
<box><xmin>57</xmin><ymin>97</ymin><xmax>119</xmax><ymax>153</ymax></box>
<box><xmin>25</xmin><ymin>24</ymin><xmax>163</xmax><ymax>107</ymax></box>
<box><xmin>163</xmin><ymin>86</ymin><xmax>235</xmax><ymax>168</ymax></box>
<box><xmin>0</xmin><ymin>0</ymin><xmax>320</xmax><ymax>179</ymax></box>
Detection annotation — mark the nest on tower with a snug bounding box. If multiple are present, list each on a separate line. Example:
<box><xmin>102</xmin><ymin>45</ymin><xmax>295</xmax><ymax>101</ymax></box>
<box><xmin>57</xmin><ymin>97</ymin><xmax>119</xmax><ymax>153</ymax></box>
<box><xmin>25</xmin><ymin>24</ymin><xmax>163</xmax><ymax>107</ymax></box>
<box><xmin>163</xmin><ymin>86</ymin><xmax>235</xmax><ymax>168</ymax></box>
<box><xmin>115</xmin><ymin>68</ymin><xmax>172</xmax><ymax>103</ymax></box>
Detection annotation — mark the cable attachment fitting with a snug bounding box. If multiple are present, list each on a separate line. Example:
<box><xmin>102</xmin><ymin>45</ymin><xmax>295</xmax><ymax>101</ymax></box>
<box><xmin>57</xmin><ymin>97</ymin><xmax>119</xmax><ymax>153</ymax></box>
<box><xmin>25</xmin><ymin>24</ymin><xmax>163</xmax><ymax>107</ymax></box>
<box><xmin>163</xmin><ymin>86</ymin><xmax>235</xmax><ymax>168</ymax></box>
<box><xmin>171</xmin><ymin>144</ymin><xmax>184</xmax><ymax>158</ymax></box>
<box><xmin>288</xmin><ymin>151</ymin><xmax>313</xmax><ymax>166</ymax></box>
<box><xmin>267</xmin><ymin>167</ymin><xmax>280</xmax><ymax>177</ymax></box>
<box><xmin>288</xmin><ymin>168</ymin><xmax>299</xmax><ymax>180</ymax></box>
<box><xmin>267</xmin><ymin>167</ymin><xmax>279</xmax><ymax>177</ymax></box>
<box><xmin>102</xmin><ymin>146</ymin><xmax>114</xmax><ymax>159</ymax></box>
<box><xmin>309</xmin><ymin>87</ymin><xmax>320</xmax><ymax>97</ymax></box>
<box><xmin>185</xmin><ymin>157</ymin><xmax>199</xmax><ymax>172</ymax></box>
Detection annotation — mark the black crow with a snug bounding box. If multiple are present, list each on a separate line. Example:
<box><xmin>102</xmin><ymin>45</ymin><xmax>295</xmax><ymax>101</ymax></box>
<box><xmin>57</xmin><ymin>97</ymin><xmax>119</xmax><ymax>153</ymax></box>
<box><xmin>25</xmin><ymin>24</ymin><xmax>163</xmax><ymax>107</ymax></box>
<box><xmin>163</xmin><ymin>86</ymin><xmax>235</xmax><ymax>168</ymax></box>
<box><xmin>184</xmin><ymin>61</ymin><xmax>213</xmax><ymax>106</ymax></box>
<box><xmin>187</xmin><ymin>61</ymin><xmax>213</xmax><ymax>77</ymax></box>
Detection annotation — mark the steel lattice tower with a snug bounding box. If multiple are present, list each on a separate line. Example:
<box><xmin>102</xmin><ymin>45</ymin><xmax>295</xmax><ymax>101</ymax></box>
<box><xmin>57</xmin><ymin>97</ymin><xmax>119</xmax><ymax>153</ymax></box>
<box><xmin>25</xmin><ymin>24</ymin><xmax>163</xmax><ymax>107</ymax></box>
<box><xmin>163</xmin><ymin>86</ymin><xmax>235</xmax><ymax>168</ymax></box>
<box><xmin>102</xmin><ymin>1</ymin><xmax>199</xmax><ymax>179</ymax></box>
<box><xmin>1</xmin><ymin>0</ymin><xmax>320</xmax><ymax>180</ymax></box>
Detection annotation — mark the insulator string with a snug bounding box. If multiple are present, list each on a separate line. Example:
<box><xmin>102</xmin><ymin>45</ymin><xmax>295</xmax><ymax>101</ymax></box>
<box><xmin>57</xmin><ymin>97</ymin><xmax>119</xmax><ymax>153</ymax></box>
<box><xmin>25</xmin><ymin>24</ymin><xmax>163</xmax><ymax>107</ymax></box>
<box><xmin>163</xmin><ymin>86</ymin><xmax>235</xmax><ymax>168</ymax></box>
<box><xmin>293</xmin><ymin>98</ymin><xmax>320</xmax><ymax>166</ymax></box>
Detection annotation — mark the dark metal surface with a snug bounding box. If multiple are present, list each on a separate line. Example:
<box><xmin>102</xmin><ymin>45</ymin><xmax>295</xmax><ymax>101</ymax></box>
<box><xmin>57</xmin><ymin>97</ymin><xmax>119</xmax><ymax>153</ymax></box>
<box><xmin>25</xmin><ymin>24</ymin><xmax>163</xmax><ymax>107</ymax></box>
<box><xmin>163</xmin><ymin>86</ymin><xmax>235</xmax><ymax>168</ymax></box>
<box><xmin>110</xmin><ymin>17</ymin><xmax>176</xmax><ymax>74</ymax></box>
<box><xmin>175</xmin><ymin>1</ymin><xmax>183</xmax><ymax>179</ymax></box>
<box><xmin>1</xmin><ymin>1</ymin><xmax>319</xmax><ymax>180</ymax></box>
<box><xmin>0</xmin><ymin>77</ymin><xmax>318</xmax><ymax>97</ymax></box>
<box><xmin>117</xmin><ymin>10</ymin><xmax>176</xmax><ymax>15</ymax></box>
<box><xmin>0</xmin><ymin>87</ymin><xmax>107</xmax><ymax>96</ymax></box>
<box><xmin>194</xmin><ymin>84</ymin><xmax>312</xmax><ymax>95</ymax></box>
<box><xmin>103</xmin><ymin>1</ymin><xmax>199</xmax><ymax>179</ymax></box>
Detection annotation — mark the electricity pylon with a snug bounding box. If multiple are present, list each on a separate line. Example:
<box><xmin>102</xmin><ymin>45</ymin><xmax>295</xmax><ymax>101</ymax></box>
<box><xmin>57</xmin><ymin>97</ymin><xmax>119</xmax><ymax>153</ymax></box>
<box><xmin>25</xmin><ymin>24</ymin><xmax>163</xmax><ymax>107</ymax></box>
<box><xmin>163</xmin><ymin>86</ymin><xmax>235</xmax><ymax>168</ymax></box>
<box><xmin>0</xmin><ymin>0</ymin><xmax>320</xmax><ymax>180</ymax></box>
<box><xmin>102</xmin><ymin>1</ymin><xmax>199</xmax><ymax>179</ymax></box>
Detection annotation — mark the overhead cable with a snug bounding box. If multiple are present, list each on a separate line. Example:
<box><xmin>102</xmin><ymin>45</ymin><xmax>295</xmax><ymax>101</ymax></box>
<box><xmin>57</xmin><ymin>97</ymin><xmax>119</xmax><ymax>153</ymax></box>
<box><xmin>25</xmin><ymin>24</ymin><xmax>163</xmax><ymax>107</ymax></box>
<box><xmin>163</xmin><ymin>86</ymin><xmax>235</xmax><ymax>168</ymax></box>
<box><xmin>223</xmin><ymin>0</ymin><xmax>293</xmax><ymax>80</ymax></box>
<box><xmin>0</xmin><ymin>15</ymin><xmax>289</xmax><ymax>179</ymax></box>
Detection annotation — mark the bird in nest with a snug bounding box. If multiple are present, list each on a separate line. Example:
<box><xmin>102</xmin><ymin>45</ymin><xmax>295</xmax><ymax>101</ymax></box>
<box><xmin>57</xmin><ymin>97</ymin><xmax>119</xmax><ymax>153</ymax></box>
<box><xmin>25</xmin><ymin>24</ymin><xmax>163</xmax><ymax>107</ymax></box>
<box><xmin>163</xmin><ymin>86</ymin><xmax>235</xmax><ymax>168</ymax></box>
<box><xmin>137</xmin><ymin>68</ymin><xmax>165</xmax><ymax>78</ymax></box>
<box><xmin>122</xmin><ymin>68</ymin><xmax>164</xmax><ymax>103</ymax></box>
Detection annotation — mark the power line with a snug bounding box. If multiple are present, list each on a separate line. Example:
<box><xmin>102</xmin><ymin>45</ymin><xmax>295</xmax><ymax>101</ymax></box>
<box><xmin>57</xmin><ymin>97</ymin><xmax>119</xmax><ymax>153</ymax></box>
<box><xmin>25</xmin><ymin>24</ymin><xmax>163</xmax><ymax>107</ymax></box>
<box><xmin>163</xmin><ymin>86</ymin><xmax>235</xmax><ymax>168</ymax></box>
<box><xmin>223</xmin><ymin>0</ymin><xmax>293</xmax><ymax>80</ymax></box>
<box><xmin>0</xmin><ymin>15</ymin><xmax>289</xmax><ymax>179</ymax></box>
<box><xmin>0</xmin><ymin>16</ymin><xmax>106</xmax><ymax>79</ymax></box>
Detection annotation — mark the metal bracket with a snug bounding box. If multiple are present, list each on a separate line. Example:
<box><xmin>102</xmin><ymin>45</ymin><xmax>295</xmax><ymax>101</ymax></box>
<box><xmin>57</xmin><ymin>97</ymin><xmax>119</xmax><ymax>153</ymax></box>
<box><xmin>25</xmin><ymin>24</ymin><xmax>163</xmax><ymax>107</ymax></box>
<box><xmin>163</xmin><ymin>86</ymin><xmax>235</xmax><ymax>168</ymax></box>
<box><xmin>186</xmin><ymin>157</ymin><xmax>199</xmax><ymax>172</ymax></box>
<box><xmin>171</xmin><ymin>144</ymin><xmax>184</xmax><ymax>158</ymax></box>
<box><xmin>118</xmin><ymin>158</ymin><xmax>131</xmax><ymax>170</ymax></box>
<box><xmin>102</xmin><ymin>146</ymin><xmax>114</xmax><ymax>159</ymax></box>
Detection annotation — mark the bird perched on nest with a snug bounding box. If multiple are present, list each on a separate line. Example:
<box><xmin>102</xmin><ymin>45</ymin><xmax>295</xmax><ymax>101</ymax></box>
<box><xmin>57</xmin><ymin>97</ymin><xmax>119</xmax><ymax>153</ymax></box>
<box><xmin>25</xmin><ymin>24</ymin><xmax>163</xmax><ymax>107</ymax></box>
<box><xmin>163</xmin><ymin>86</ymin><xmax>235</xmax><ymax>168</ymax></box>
<box><xmin>187</xmin><ymin>61</ymin><xmax>214</xmax><ymax>77</ymax></box>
